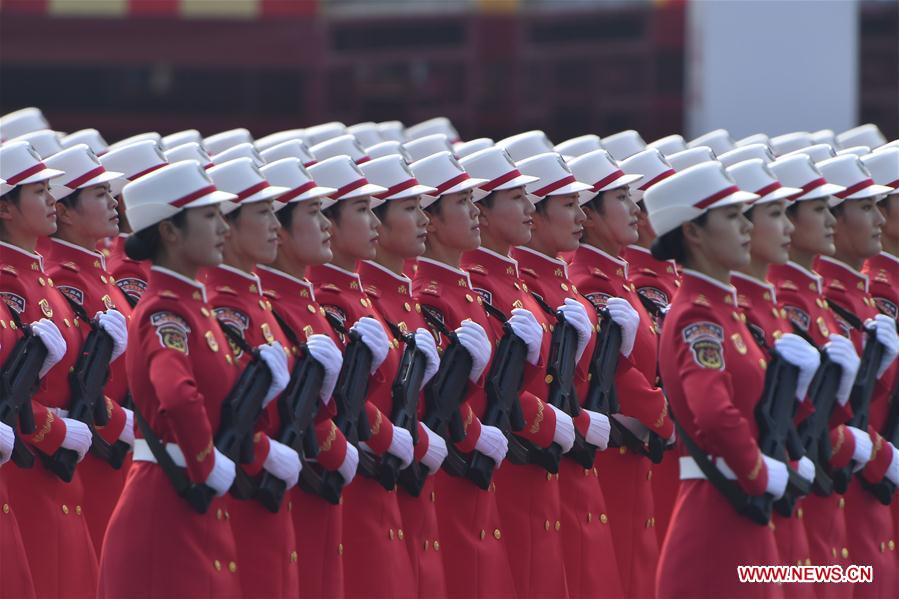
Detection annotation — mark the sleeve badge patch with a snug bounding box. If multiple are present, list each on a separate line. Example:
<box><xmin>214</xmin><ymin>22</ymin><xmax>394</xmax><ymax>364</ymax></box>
<box><xmin>873</xmin><ymin>297</ymin><xmax>897</xmax><ymax>319</ymax></box>
<box><xmin>420</xmin><ymin>304</ymin><xmax>445</xmax><ymax>346</ymax></box>
<box><xmin>57</xmin><ymin>285</ymin><xmax>84</xmax><ymax>306</ymax></box>
<box><xmin>636</xmin><ymin>286</ymin><xmax>669</xmax><ymax>309</ymax></box>
<box><xmin>584</xmin><ymin>292</ymin><xmax>611</xmax><ymax>311</ymax></box>
<box><xmin>150</xmin><ymin>311</ymin><xmax>191</xmax><ymax>354</ymax></box>
<box><xmin>116</xmin><ymin>277</ymin><xmax>147</xmax><ymax>304</ymax></box>
<box><xmin>214</xmin><ymin>306</ymin><xmax>250</xmax><ymax>357</ymax></box>
<box><xmin>783</xmin><ymin>305</ymin><xmax>810</xmax><ymax>332</ymax></box>
<box><xmin>473</xmin><ymin>287</ymin><xmax>492</xmax><ymax>306</ymax></box>
<box><xmin>682</xmin><ymin>321</ymin><xmax>725</xmax><ymax>370</ymax></box>
<box><xmin>0</xmin><ymin>292</ymin><xmax>25</xmax><ymax>314</ymax></box>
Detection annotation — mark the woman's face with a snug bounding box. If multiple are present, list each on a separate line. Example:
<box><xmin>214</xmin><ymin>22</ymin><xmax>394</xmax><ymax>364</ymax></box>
<box><xmin>833</xmin><ymin>196</ymin><xmax>885</xmax><ymax>260</ymax></box>
<box><xmin>278</xmin><ymin>199</ymin><xmax>332</xmax><ymax>266</ymax></box>
<box><xmin>478</xmin><ymin>186</ymin><xmax>535</xmax><ymax>247</ymax></box>
<box><xmin>532</xmin><ymin>192</ymin><xmax>586</xmax><ymax>254</ymax></box>
<box><xmin>0</xmin><ymin>181</ymin><xmax>57</xmax><ymax>239</ymax></box>
<box><xmin>175</xmin><ymin>204</ymin><xmax>230</xmax><ymax>267</ymax></box>
<box><xmin>749</xmin><ymin>200</ymin><xmax>794</xmax><ymax>266</ymax></box>
<box><xmin>330</xmin><ymin>195</ymin><xmax>381</xmax><ymax>260</ymax></box>
<box><xmin>788</xmin><ymin>198</ymin><xmax>836</xmax><ymax>257</ymax></box>
<box><xmin>586</xmin><ymin>186</ymin><xmax>639</xmax><ymax>247</ymax></box>
<box><xmin>377</xmin><ymin>195</ymin><xmax>429</xmax><ymax>259</ymax></box>
<box><xmin>877</xmin><ymin>193</ymin><xmax>899</xmax><ymax>242</ymax></box>
<box><xmin>427</xmin><ymin>189</ymin><xmax>481</xmax><ymax>252</ymax></box>
<box><xmin>57</xmin><ymin>183</ymin><xmax>119</xmax><ymax>241</ymax></box>
<box><xmin>226</xmin><ymin>200</ymin><xmax>281</xmax><ymax>265</ymax></box>
<box><xmin>688</xmin><ymin>203</ymin><xmax>753</xmax><ymax>271</ymax></box>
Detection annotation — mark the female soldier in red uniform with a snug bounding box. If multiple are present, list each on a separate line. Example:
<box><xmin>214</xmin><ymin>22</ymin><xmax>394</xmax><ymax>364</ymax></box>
<box><xmin>42</xmin><ymin>144</ymin><xmax>135</xmax><ymax>554</ymax></box>
<box><xmin>1</xmin><ymin>141</ymin><xmax>101</xmax><ymax>599</ymax></box>
<box><xmin>205</xmin><ymin>157</ymin><xmax>300</xmax><ymax>598</ymax></box>
<box><xmin>645</xmin><ymin>161</ymin><xmax>790</xmax><ymax>598</ymax></box>
<box><xmin>359</xmin><ymin>155</ymin><xmax>450</xmax><ymax>598</ymax></box>
<box><xmin>259</xmin><ymin>156</ymin><xmax>358</xmax><ymax>599</ymax></box>
<box><xmin>98</xmin><ymin>161</ymin><xmax>244</xmax><ymax>598</ymax></box>
<box><xmin>307</xmin><ymin>155</ymin><xmax>418</xmax><ymax>599</ymax></box>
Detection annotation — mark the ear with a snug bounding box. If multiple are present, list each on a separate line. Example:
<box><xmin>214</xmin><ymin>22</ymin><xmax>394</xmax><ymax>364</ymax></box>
<box><xmin>681</xmin><ymin>220</ymin><xmax>703</xmax><ymax>248</ymax></box>
<box><xmin>0</xmin><ymin>198</ymin><xmax>14</xmax><ymax>222</ymax></box>
<box><xmin>158</xmin><ymin>219</ymin><xmax>181</xmax><ymax>246</ymax></box>
<box><xmin>54</xmin><ymin>199</ymin><xmax>73</xmax><ymax>227</ymax></box>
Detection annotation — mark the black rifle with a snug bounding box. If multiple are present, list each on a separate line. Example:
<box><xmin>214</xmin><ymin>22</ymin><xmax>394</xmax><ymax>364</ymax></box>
<box><xmin>862</xmin><ymin>319</ymin><xmax>899</xmax><ymax>505</ymax></box>
<box><xmin>378</xmin><ymin>323</ymin><xmax>427</xmax><ymax>491</ymax></box>
<box><xmin>312</xmin><ymin>314</ymin><xmax>373</xmax><ymax>504</ymax></box>
<box><xmin>0</xmin><ymin>310</ymin><xmax>41</xmax><ymax>468</ymax></box>
<box><xmin>40</xmin><ymin>301</ymin><xmax>116</xmax><ymax>482</ymax></box>
<box><xmin>576</xmin><ymin>310</ymin><xmax>622</xmax><ymax>468</ymax></box>
<box><xmin>413</xmin><ymin>308</ymin><xmax>473</xmax><ymax>489</ymax></box>
<box><xmin>255</xmin><ymin>310</ymin><xmax>324</xmax><ymax>513</ymax></box>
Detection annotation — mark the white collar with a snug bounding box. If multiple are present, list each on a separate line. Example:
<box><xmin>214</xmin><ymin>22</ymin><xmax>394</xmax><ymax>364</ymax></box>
<box><xmin>0</xmin><ymin>239</ymin><xmax>44</xmax><ymax>271</ymax></box>
<box><xmin>731</xmin><ymin>270</ymin><xmax>777</xmax><ymax>303</ymax></box>
<box><xmin>50</xmin><ymin>237</ymin><xmax>107</xmax><ymax>271</ymax></box>
<box><xmin>580</xmin><ymin>243</ymin><xmax>628</xmax><ymax>279</ymax></box>
<box><xmin>322</xmin><ymin>262</ymin><xmax>363</xmax><ymax>288</ymax></box>
<box><xmin>417</xmin><ymin>256</ymin><xmax>473</xmax><ymax>288</ymax></box>
<box><xmin>818</xmin><ymin>256</ymin><xmax>869</xmax><ymax>293</ymax></box>
<box><xmin>515</xmin><ymin>245</ymin><xmax>569</xmax><ymax>278</ymax></box>
<box><xmin>150</xmin><ymin>265</ymin><xmax>207</xmax><ymax>303</ymax></box>
<box><xmin>784</xmin><ymin>261</ymin><xmax>823</xmax><ymax>295</ymax></box>
<box><xmin>362</xmin><ymin>260</ymin><xmax>413</xmax><ymax>296</ymax></box>
<box><xmin>682</xmin><ymin>268</ymin><xmax>739</xmax><ymax>305</ymax></box>
<box><xmin>474</xmin><ymin>246</ymin><xmax>520</xmax><ymax>277</ymax></box>
<box><xmin>875</xmin><ymin>251</ymin><xmax>899</xmax><ymax>266</ymax></box>
<box><xmin>256</xmin><ymin>264</ymin><xmax>316</xmax><ymax>301</ymax></box>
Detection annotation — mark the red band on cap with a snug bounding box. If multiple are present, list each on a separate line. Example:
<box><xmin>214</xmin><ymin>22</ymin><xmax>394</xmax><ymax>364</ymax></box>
<box><xmin>834</xmin><ymin>178</ymin><xmax>875</xmax><ymax>199</ymax></box>
<box><xmin>592</xmin><ymin>169</ymin><xmax>626</xmax><ymax>192</ymax></box>
<box><xmin>694</xmin><ymin>185</ymin><xmax>740</xmax><ymax>210</ymax></box>
<box><xmin>6</xmin><ymin>162</ymin><xmax>49</xmax><ymax>185</ymax></box>
<box><xmin>129</xmin><ymin>162</ymin><xmax>166</xmax><ymax>181</ymax></box>
<box><xmin>332</xmin><ymin>178</ymin><xmax>369</xmax><ymax>199</ymax></box>
<box><xmin>787</xmin><ymin>177</ymin><xmax>827</xmax><ymax>200</ymax></box>
<box><xmin>63</xmin><ymin>166</ymin><xmax>107</xmax><ymax>189</ymax></box>
<box><xmin>532</xmin><ymin>175</ymin><xmax>576</xmax><ymax>197</ymax></box>
<box><xmin>375</xmin><ymin>178</ymin><xmax>420</xmax><ymax>200</ymax></box>
<box><xmin>356</xmin><ymin>156</ymin><xmax>372</xmax><ymax>165</ymax></box>
<box><xmin>884</xmin><ymin>178</ymin><xmax>899</xmax><ymax>189</ymax></box>
<box><xmin>435</xmin><ymin>172</ymin><xmax>470</xmax><ymax>196</ymax></box>
<box><xmin>235</xmin><ymin>181</ymin><xmax>270</xmax><ymax>201</ymax></box>
<box><xmin>303</xmin><ymin>160</ymin><xmax>317</xmax><ymax>168</ymax></box>
<box><xmin>277</xmin><ymin>181</ymin><xmax>318</xmax><ymax>203</ymax></box>
<box><xmin>481</xmin><ymin>169</ymin><xmax>523</xmax><ymax>192</ymax></box>
<box><xmin>754</xmin><ymin>181</ymin><xmax>783</xmax><ymax>198</ymax></box>
<box><xmin>638</xmin><ymin>168</ymin><xmax>675</xmax><ymax>191</ymax></box>
<box><xmin>171</xmin><ymin>185</ymin><xmax>217</xmax><ymax>208</ymax></box>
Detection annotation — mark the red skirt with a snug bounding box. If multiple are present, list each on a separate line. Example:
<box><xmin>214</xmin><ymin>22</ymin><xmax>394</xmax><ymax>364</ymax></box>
<box><xmin>656</xmin><ymin>479</ymin><xmax>783</xmax><ymax>599</ymax></box>
<box><xmin>843</xmin><ymin>480</ymin><xmax>897</xmax><ymax>598</ymax></box>
<box><xmin>433</xmin><ymin>471</ymin><xmax>516</xmax><ymax>599</ymax></box>
<box><xmin>97</xmin><ymin>462</ymin><xmax>240</xmax><ymax>598</ymax></box>
<box><xmin>0</xmin><ymin>472</ymin><xmax>36</xmax><ymax>599</ymax></box>
<box><xmin>341</xmin><ymin>475</ymin><xmax>416</xmax><ymax>599</ymax></box>
<box><xmin>4</xmin><ymin>461</ymin><xmax>98</xmax><ymax>598</ymax></box>
<box><xmin>651</xmin><ymin>450</ymin><xmax>680</xmax><ymax>547</ymax></box>
<box><xmin>396</xmin><ymin>475</ymin><xmax>447</xmax><ymax>599</ymax></box>
<box><xmin>596</xmin><ymin>449</ymin><xmax>659</xmax><ymax>598</ymax></box>
<box><xmin>290</xmin><ymin>487</ymin><xmax>344</xmax><ymax>599</ymax></box>
<box><xmin>801</xmin><ymin>493</ymin><xmax>853</xmax><ymax>599</ymax></box>
<box><xmin>772</xmin><ymin>507</ymin><xmax>814</xmax><ymax>599</ymax></box>
<box><xmin>558</xmin><ymin>459</ymin><xmax>624</xmax><ymax>599</ymax></box>
<box><xmin>78</xmin><ymin>453</ymin><xmax>128</xmax><ymax>555</ymax></box>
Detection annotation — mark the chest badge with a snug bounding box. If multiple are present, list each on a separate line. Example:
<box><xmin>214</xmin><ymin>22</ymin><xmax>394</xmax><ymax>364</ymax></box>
<box><xmin>101</xmin><ymin>294</ymin><xmax>115</xmax><ymax>310</ymax></box>
<box><xmin>38</xmin><ymin>298</ymin><xmax>53</xmax><ymax>318</ymax></box>
<box><xmin>730</xmin><ymin>333</ymin><xmax>748</xmax><ymax>355</ymax></box>
<box><xmin>205</xmin><ymin>330</ymin><xmax>220</xmax><ymax>352</ymax></box>
<box><xmin>816</xmin><ymin>316</ymin><xmax>830</xmax><ymax>339</ymax></box>
<box><xmin>261</xmin><ymin>322</ymin><xmax>276</xmax><ymax>344</ymax></box>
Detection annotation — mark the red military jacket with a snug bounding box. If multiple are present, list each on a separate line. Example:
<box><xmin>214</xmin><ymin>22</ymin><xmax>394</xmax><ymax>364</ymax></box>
<box><xmin>106</xmin><ymin>234</ymin><xmax>150</xmax><ymax>306</ymax></box>
<box><xmin>816</xmin><ymin>256</ymin><xmax>897</xmax><ymax>483</ymax></box>
<box><xmin>307</xmin><ymin>262</ymin><xmax>399</xmax><ymax>455</ymax></box>
<box><xmin>568</xmin><ymin>244</ymin><xmax>674</xmax><ymax>440</ymax></box>
<box><xmin>658</xmin><ymin>269</ymin><xmax>772</xmax><ymax>495</ymax></box>
<box><xmin>0</xmin><ymin>240</ymin><xmax>85</xmax><ymax>455</ymax></box>
<box><xmin>46</xmin><ymin>237</ymin><xmax>132</xmax><ymax>445</ymax></box>
<box><xmin>863</xmin><ymin>252</ymin><xmax>898</xmax><ymax>321</ymax></box>
<box><xmin>127</xmin><ymin>266</ymin><xmax>239</xmax><ymax>483</ymax></box>
<box><xmin>256</xmin><ymin>265</ymin><xmax>348</xmax><ymax>471</ymax></box>
<box><xmin>623</xmin><ymin>244</ymin><xmax>681</xmax><ymax>314</ymax></box>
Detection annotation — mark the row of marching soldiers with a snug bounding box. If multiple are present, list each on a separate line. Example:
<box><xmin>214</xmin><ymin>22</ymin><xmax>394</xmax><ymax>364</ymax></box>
<box><xmin>0</xmin><ymin>107</ymin><xmax>897</xmax><ymax>599</ymax></box>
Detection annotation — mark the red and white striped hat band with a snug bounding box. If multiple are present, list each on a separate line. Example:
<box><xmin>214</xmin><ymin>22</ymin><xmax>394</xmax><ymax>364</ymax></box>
<box><xmin>5</xmin><ymin>162</ymin><xmax>48</xmax><ymax>185</ymax></box>
<box><xmin>481</xmin><ymin>169</ymin><xmax>525</xmax><ymax>192</ymax></box>
<box><xmin>276</xmin><ymin>181</ymin><xmax>318</xmax><ymax>203</ymax></box>
<box><xmin>638</xmin><ymin>168</ymin><xmax>675</xmax><ymax>191</ymax></box>
<box><xmin>374</xmin><ymin>177</ymin><xmax>423</xmax><ymax>200</ymax></box>
<box><xmin>532</xmin><ymin>175</ymin><xmax>577</xmax><ymax>197</ymax></box>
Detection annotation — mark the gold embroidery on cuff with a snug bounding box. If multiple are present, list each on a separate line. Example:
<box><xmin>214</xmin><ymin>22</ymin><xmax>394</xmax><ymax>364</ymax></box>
<box><xmin>529</xmin><ymin>401</ymin><xmax>545</xmax><ymax>434</ymax></box>
<box><xmin>831</xmin><ymin>426</ymin><xmax>845</xmax><ymax>457</ymax></box>
<box><xmin>747</xmin><ymin>452</ymin><xmax>763</xmax><ymax>481</ymax></box>
<box><xmin>321</xmin><ymin>422</ymin><xmax>337</xmax><ymax>452</ymax></box>
<box><xmin>371</xmin><ymin>409</ymin><xmax>383</xmax><ymax>436</ymax></box>
<box><xmin>32</xmin><ymin>411</ymin><xmax>55</xmax><ymax>443</ymax></box>
<box><xmin>196</xmin><ymin>439</ymin><xmax>214</xmax><ymax>463</ymax></box>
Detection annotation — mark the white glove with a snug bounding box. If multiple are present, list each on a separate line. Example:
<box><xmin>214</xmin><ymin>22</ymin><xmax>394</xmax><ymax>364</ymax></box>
<box><xmin>30</xmin><ymin>318</ymin><xmax>66</xmax><ymax>378</ymax></box>
<box><xmin>606</xmin><ymin>297</ymin><xmax>640</xmax><ymax>358</ymax></box>
<box><xmin>847</xmin><ymin>426</ymin><xmax>872</xmax><ymax>471</ymax></box>
<box><xmin>865</xmin><ymin>314</ymin><xmax>899</xmax><ymax>379</ymax></box>
<box><xmin>475</xmin><ymin>424</ymin><xmax>508</xmax><ymax>468</ymax></box>
<box><xmin>455</xmin><ymin>320</ymin><xmax>492</xmax><ymax>382</ymax></box>
<box><xmin>419</xmin><ymin>422</ymin><xmax>448</xmax><ymax>475</ymax></box>
<box><xmin>558</xmin><ymin>298</ymin><xmax>593</xmax><ymax>363</ymax></box>
<box><xmin>351</xmin><ymin>317</ymin><xmax>390</xmax><ymax>373</ymax></box>
<box><xmin>582</xmin><ymin>409</ymin><xmax>611</xmax><ymax>450</ymax></box>
<box><xmin>824</xmin><ymin>335</ymin><xmax>860</xmax><ymax>406</ymax></box>
<box><xmin>306</xmin><ymin>334</ymin><xmax>343</xmax><ymax>404</ymax></box>
<box><xmin>886</xmin><ymin>444</ymin><xmax>899</xmax><ymax>486</ymax></box>
<box><xmin>338</xmin><ymin>443</ymin><xmax>359</xmax><ymax>485</ymax></box>
<box><xmin>258</xmin><ymin>342</ymin><xmax>290</xmax><ymax>407</ymax></box>
<box><xmin>507</xmin><ymin>308</ymin><xmax>543</xmax><ymax>365</ymax></box>
<box><xmin>386</xmin><ymin>426</ymin><xmax>414</xmax><ymax>469</ymax></box>
<box><xmin>414</xmin><ymin>328</ymin><xmax>440</xmax><ymax>389</ymax></box>
<box><xmin>205</xmin><ymin>448</ymin><xmax>237</xmax><ymax>496</ymax></box>
<box><xmin>762</xmin><ymin>454</ymin><xmax>788</xmax><ymax>499</ymax></box>
<box><xmin>119</xmin><ymin>408</ymin><xmax>135</xmax><ymax>448</ymax></box>
<box><xmin>263</xmin><ymin>437</ymin><xmax>301</xmax><ymax>490</ymax></box>
<box><xmin>547</xmin><ymin>404</ymin><xmax>575</xmax><ymax>453</ymax></box>
<box><xmin>60</xmin><ymin>418</ymin><xmax>92</xmax><ymax>462</ymax></box>
<box><xmin>796</xmin><ymin>456</ymin><xmax>815</xmax><ymax>485</ymax></box>
<box><xmin>0</xmin><ymin>421</ymin><xmax>14</xmax><ymax>466</ymax></box>
<box><xmin>774</xmin><ymin>333</ymin><xmax>821</xmax><ymax>402</ymax></box>
<box><xmin>95</xmin><ymin>309</ymin><xmax>128</xmax><ymax>362</ymax></box>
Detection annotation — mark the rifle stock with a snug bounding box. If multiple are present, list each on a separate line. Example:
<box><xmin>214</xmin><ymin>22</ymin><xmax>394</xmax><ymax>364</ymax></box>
<box><xmin>0</xmin><ymin>314</ymin><xmax>43</xmax><ymax>469</ymax></box>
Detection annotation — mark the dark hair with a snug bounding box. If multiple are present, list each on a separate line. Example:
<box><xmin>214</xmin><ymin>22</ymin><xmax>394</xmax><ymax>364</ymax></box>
<box><xmin>125</xmin><ymin>210</ymin><xmax>188</xmax><ymax>262</ymax></box>
<box><xmin>424</xmin><ymin>197</ymin><xmax>443</xmax><ymax>217</ymax></box>
<box><xmin>372</xmin><ymin>201</ymin><xmax>389</xmax><ymax>222</ymax></box>
<box><xmin>830</xmin><ymin>202</ymin><xmax>846</xmax><ymax>218</ymax></box>
<box><xmin>276</xmin><ymin>201</ymin><xmax>298</xmax><ymax>229</ymax></box>
<box><xmin>785</xmin><ymin>202</ymin><xmax>800</xmax><ymax>219</ymax></box>
<box><xmin>224</xmin><ymin>204</ymin><xmax>243</xmax><ymax>223</ymax></box>
<box><xmin>323</xmin><ymin>201</ymin><xmax>345</xmax><ymax>224</ymax></box>
<box><xmin>650</xmin><ymin>211</ymin><xmax>709</xmax><ymax>263</ymax></box>
<box><xmin>0</xmin><ymin>186</ymin><xmax>22</xmax><ymax>205</ymax></box>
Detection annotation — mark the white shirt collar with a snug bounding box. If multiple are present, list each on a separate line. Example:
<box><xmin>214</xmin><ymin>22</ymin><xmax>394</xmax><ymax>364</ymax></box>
<box><xmin>417</xmin><ymin>256</ymin><xmax>473</xmax><ymax>288</ymax></box>
<box><xmin>682</xmin><ymin>268</ymin><xmax>739</xmax><ymax>305</ymax></box>
<box><xmin>515</xmin><ymin>245</ymin><xmax>569</xmax><ymax>278</ymax></box>
<box><xmin>580</xmin><ymin>243</ymin><xmax>628</xmax><ymax>279</ymax></box>
<box><xmin>362</xmin><ymin>260</ymin><xmax>413</xmax><ymax>296</ymax></box>
<box><xmin>150</xmin><ymin>265</ymin><xmax>207</xmax><ymax>303</ymax></box>
<box><xmin>731</xmin><ymin>270</ymin><xmax>777</xmax><ymax>303</ymax></box>
<box><xmin>49</xmin><ymin>237</ymin><xmax>107</xmax><ymax>271</ymax></box>
<box><xmin>876</xmin><ymin>251</ymin><xmax>899</xmax><ymax>266</ymax></box>
<box><xmin>0</xmin><ymin>239</ymin><xmax>44</xmax><ymax>271</ymax></box>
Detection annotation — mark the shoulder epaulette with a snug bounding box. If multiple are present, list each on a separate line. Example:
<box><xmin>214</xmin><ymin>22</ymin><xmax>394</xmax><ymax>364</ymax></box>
<box><xmin>0</xmin><ymin>264</ymin><xmax>17</xmax><ymax>277</ymax></box>
<box><xmin>590</xmin><ymin>267</ymin><xmax>609</xmax><ymax>280</ymax></box>
<box><xmin>692</xmin><ymin>293</ymin><xmax>712</xmax><ymax>307</ymax></box>
<box><xmin>60</xmin><ymin>261</ymin><xmax>79</xmax><ymax>273</ymax></box>
<box><xmin>159</xmin><ymin>290</ymin><xmax>179</xmax><ymax>300</ymax></box>
<box><xmin>214</xmin><ymin>285</ymin><xmax>237</xmax><ymax>296</ymax></box>
<box><xmin>520</xmin><ymin>267</ymin><xmax>538</xmax><ymax>279</ymax></box>
<box><xmin>418</xmin><ymin>280</ymin><xmax>441</xmax><ymax>297</ymax></box>
<box><xmin>637</xmin><ymin>267</ymin><xmax>658</xmax><ymax>277</ymax></box>
<box><xmin>467</xmin><ymin>264</ymin><xmax>487</xmax><ymax>276</ymax></box>
<box><xmin>363</xmin><ymin>285</ymin><xmax>381</xmax><ymax>299</ymax></box>
<box><xmin>827</xmin><ymin>279</ymin><xmax>846</xmax><ymax>291</ymax></box>
<box><xmin>318</xmin><ymin>283</ymin><xmax>341</xmax><ymax>294</ymax></box>
<box><xmin>779</xmin><ymin>280</ymin><xmax>798</xmax><ymax>291</ymax></box>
